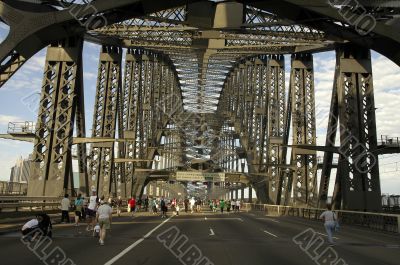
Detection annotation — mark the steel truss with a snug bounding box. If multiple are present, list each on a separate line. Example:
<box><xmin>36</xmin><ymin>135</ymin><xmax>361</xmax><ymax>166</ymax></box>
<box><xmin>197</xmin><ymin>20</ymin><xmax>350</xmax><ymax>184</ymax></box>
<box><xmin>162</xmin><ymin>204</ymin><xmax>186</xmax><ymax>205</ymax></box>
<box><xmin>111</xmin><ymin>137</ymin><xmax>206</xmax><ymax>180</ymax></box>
<box><xmin>120</xmin><ymin>50</ymin><xmax>183</xmax><ymax>198</ymax></box>
<box><xmin>29</xmin><ymin>37</ymin><xmax>87</xmax><ymax>197</ymax></box>
<box><xmin>218</xmin><ymin>56</ymin><xmax>283</xmax><ymax>204</ymax></box>
<box><xmin>321</xmin><ymin>44</ymin><xmax>381</xmax><ymax>211</ymax></box>
<box><xmin>289</xmin><ymin>53</ymin><xmax>318</xmax><ymax>207</ymax></box>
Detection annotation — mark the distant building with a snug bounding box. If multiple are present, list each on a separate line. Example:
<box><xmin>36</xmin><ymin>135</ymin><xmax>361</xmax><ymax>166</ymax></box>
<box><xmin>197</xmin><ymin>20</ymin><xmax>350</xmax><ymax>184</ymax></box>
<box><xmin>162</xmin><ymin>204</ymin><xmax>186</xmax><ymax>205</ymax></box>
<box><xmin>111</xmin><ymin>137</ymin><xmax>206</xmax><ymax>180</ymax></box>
<box><xmin>9</xmin><ymin>156</ymin><xmax>31</xmax><ymax>183</ymax></box>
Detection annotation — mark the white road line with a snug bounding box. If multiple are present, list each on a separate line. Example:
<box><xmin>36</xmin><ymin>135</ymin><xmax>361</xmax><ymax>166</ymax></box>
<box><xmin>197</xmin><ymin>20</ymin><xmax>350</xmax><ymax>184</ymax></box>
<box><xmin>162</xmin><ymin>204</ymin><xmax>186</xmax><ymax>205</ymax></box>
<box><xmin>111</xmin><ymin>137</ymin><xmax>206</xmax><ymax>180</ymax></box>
<box><xmin>209</xmin><ymin>228</ymin><xmax>215</xmax><ymax>236</ymax></box>
<box><xmin>104</xmin><ymin>216</ymin><xmax>173</xmax><ymax>265</ymax></box>
<box><xmin>238</xmin><ymin>218</ymin><xmax>244</xmax><ymax>222</ymax></box>
<box><xmin>256</xmin><ymin>218</ymin><xmax>280</xmax><ymax>223</ymax></box>
<box><xmin>262</xmin><ymin>230</ymin><xmax>278</xmax><ymax>238</ymax></box>
<box><xmin>315</xmin><ymin>232</ymin><xmax>339</xmax><ymax>240</ymax></box>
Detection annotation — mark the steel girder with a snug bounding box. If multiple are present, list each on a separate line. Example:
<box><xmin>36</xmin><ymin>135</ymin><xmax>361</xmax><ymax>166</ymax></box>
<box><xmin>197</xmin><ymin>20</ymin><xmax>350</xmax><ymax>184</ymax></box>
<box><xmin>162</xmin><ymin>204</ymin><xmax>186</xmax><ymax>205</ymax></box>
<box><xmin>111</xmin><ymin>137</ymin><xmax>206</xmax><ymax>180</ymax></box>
<box><xmin>88</xmin><ymin>46</ymin><xmax>122</xmax><ymax>198</ymax></box>
<box><xmin>0</xmin><ymin>0</ymin><xmax>196</xmax><ymax>88</ymax></box>
<box><xmin>266</xmin><ymin>56</ymin><xmax>286</xmax><ymax>205</ymax></box>
<box><xmin>120</xmin><ymin>50</ymin><xmax>183</xmax><ymax>198</ymax></box>
<box><xmin>28</xmin><ymin>37</ymin><xmax>84</xmax><ymax>197</ymax></box>
<box><xmin>218</xmin><ymin>57</ymin><xmax>274</xmax><ymax>203</ymax></box>
<box><xmin>290</xmin><ymin>53</ymin><xmax>318</xmax><ymax>207</ymax></box>
<box><xmin>327</xmin><ymin>44</ymin><xmax>381</xmax><ymax>211</ymax></box>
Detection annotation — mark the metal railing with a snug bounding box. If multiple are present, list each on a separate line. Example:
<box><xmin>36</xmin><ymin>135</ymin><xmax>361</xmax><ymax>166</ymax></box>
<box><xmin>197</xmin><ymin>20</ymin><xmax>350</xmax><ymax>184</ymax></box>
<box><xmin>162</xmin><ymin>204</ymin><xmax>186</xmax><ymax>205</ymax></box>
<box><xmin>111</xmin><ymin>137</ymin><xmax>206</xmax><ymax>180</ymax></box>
<box><xmin>0</xmin><ymin>181</ymin><xmax>28</xmax><ymax>195</ymax></box>
<box><xmin>7</xmin><ymin>121</ymin><xmax>35</xmax><ymax>134</ymax></box>
<box><xmin>0</xmin><ymin>196</ymin><xmax>60</xmax><ymax>212</ymax></box>
<box><xmin>378</xmin><ymin>135</ymin><xmax>400</xmax><ymax>147</ymax></box>
<box><xmin>243</xmin><ymin>203</ymin><xmax>400</xmax><ymax>234</ymax></box>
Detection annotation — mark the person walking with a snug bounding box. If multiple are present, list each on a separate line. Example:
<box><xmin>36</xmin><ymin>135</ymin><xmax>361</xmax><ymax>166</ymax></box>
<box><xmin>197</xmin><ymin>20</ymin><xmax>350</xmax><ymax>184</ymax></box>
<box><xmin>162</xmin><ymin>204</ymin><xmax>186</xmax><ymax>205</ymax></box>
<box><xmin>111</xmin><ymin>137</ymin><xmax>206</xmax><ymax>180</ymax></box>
<box><xmin>74</xmin><ymin>194</ymin><xmax>84</xmax><ymax>226</ymax></box>
<box><xmin>151</xmin><ymin>198</ymin><xmax>157</xmax><ymax>214</ymax></box>
<box><xmin>231</xmin><ymin>199</ymin><xmax>236</xmax><ymax>212</ymax></box>
<box><xmin>86</xmin><ymin>189</ymin><xmax>99</xmax><ymax>231</ymax></box>
<box><xmin>96</xmin><ymin>200</ymin><xmax>113</xmax><ymax>246</ymax></box>
<box><xmin>190</xmin><ymin>197</ymin><xmax>195</xmax><ymax>213</ymax></box>
<box><xmin>144</xmin><ymin>196</ymin><xmax>149</xmax><ymax>212</ymax></box>
<box><xmin>184</xmin><ymin>198</ymin><xmax>189</xmax><ymax>213</ymax></box>
<box><xmin>226</xmin><ymin>200</ymin><xmax>231</xmax><ymax>213</ymax></box>
<box><xmin>160</xmin><ymin>197</ymin><xmax>167</xmax><ymax>218</ymax></box>
<box><xmin>236</xmin><ymin>200</ymin><xmax>241</xmax><ymax>212</ymax></box>
<box><xmin>319</xmin><ymin>204</ymin><xmax>338</xmax><ymax>246</ymax></box>
<box><xmin>128</xmin><ymin>197</ymin><xmax>136</xmax><ymax>217</ymax></box>
<box><xmin>61</xmin><ymin>194</ymin><xmax>70</xmax><ymax>223</ymax></box>
<box><xmin>116</xmin><ymin>196</ymin><xmax>123</xmax><ymax>217</ymax></box>
<box><xmin>219</xmin><ymin>199</ymin><xmax>225</xmax><ymax>213</ymax></box>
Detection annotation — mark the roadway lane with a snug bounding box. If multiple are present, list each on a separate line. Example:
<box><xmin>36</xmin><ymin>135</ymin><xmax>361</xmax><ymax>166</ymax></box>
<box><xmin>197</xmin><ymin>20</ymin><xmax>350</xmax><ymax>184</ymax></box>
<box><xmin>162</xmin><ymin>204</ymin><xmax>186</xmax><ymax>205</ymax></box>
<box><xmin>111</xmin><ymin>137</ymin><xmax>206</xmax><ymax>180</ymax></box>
<box><xmin>0</xmin><ymin>210</ymin><xmax>399</xmax><ymax>265</ymax></box>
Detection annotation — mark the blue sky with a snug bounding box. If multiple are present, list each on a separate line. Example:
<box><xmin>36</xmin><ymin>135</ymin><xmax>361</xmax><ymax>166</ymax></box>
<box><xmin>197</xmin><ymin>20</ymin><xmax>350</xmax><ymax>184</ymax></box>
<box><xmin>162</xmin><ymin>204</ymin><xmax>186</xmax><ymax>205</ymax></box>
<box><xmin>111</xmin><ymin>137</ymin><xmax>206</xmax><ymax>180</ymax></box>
<box><xmin>0</xmin><ymin>26</ymin><xmax>399</xmax><ymax>196</ymax></box>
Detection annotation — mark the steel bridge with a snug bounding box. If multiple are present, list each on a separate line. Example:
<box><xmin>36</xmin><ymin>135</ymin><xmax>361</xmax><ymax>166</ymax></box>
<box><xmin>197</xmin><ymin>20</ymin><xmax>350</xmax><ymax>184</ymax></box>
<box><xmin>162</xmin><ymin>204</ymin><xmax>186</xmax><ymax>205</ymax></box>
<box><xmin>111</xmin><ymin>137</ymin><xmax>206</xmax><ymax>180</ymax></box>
<box><xmin>1</xmin><ymin>0</ymin><xmax>400</xmax><ymax>212</ymax></box>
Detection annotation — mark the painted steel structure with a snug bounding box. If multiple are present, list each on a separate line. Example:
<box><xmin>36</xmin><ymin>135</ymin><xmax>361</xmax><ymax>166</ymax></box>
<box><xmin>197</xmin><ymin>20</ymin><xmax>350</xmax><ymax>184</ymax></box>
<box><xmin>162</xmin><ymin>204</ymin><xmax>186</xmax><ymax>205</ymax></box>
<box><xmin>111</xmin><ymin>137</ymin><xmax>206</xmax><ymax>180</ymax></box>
<box><xmin>1</xmin><ymin>0</ymin><xmax>399</xmax><ymax>211</ymax></box>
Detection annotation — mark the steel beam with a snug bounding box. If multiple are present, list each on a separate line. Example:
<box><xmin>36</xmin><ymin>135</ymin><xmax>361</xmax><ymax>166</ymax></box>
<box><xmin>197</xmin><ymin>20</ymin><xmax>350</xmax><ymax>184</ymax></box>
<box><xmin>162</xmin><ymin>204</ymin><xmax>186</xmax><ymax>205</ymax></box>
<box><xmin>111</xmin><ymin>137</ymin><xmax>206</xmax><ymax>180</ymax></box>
<box><xmin>332</xmin><ymin>44</ymin><xmax>382</xmax><ymax>211</ymax></box>
<box><xmin>28</xmin><ymin>37</ymin><xmax>84</xmax><ymax>197</ymax></box>
<box><xmin>290</xmin><ymin>53</ymin><xmax>318</xmax><ymax>207</ymax></box>
<box><xmin>88</xmin><ymin>46</ymin><xmax>122</xmax><ymax>198</ymax></box>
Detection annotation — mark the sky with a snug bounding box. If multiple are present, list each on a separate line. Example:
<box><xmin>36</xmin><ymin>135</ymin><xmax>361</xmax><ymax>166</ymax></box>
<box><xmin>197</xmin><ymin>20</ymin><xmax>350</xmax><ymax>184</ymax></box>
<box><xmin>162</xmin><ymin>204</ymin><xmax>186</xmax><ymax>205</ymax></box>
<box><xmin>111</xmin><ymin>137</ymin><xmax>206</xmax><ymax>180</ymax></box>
<box><xmin>0</xmin><ymin>26</ymin><xmax>399</xmax><ymax>196</ymax></box>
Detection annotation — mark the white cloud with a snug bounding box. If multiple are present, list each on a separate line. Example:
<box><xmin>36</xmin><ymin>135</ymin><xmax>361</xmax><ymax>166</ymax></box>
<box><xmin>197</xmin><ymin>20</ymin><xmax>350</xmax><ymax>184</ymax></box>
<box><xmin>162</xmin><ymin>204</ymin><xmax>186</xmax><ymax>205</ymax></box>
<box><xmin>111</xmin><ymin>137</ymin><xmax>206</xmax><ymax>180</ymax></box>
<box><xmin>0</xmin><ymin>114</ymin><xmax>24</xmax><ymax>126</ymax></box>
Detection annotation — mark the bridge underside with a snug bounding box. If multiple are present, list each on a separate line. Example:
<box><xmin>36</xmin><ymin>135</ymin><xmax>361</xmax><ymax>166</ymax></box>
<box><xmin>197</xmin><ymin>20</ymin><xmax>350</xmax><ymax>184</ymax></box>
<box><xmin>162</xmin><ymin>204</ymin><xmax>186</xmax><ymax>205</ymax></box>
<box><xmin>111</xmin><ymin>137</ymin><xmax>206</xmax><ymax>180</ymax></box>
<box><xmin>1</xmin><ymin>0</ymin><xmax>399</xmax><ymax>211</ymax></box>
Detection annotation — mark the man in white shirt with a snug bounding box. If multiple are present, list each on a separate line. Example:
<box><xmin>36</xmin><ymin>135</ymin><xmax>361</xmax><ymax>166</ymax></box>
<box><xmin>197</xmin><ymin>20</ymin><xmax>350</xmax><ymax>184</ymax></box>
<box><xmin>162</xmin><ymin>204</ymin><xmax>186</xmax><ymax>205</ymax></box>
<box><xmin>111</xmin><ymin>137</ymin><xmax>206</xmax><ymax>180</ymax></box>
<box><xmin>60</xmin><ymin>194</ymin><xmax>70</xmax><ymax>223</ymax></box>
<box><xmin>236</xmin><ymin>200</ymin><xmax>241</xmax><ymax>212</ymax></box>
<box><xmin>86</xmin><ymin>189</ymin><xmax>98</xmax><ymax>231</ymax></box>
<box><xmin>319</xmin><ymin>204</ymin><xmax>338</xmax><ymax>245</ymax></box>
<box><xmin>21</xmin><ymin>218</ymin><xmax>38</xmax><ymax>235</ymax></box>
<box><xmin>96</xmin><ymin>200</ymin><xmax>113</xmax><ymax>245</ymax></box>
<box><xmin>21</xmin><ymin>216</ymin><xmax>41</xmax><ymax>241</ymax></box>
<box><xmin>190</xmin><ymin>198</ymin><xmax>195</xmax><ymax>213</ymax></box>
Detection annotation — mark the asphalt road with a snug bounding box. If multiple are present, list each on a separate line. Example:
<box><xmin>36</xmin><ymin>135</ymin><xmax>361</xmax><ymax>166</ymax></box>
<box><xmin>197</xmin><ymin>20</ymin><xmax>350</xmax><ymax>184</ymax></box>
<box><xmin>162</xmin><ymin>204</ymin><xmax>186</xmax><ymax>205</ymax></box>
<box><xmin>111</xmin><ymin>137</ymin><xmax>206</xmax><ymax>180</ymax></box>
<box><xmin>0</xmin><ymin>210</ymin><xmax>399</xmax><ymax>265</ymax></box>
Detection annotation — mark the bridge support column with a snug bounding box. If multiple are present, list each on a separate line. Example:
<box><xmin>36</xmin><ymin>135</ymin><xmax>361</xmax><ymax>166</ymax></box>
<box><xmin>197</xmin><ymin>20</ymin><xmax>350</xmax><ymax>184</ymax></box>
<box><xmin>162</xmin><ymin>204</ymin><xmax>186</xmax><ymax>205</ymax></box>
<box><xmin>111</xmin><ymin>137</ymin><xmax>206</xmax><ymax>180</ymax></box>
<box><xmin>88</xmin><ymin>46</ymin><xmax>122</xmax><ymax>198</ymax></box>
<box><xmin>29</xmin><ymin>38</ymin><xmax>84</xmax><ymax>197</ymax></box>
<box><xmin>290</xmin><ymin>53</ymin><xmax>318</xmax><ymax>207</ymax></box>
<box><xmin>248</xmin><ymin>185</ymin><xmax>253</xmax><ymax>203</ymax></box>
<box><xmin>331</xmin><ymin>44</ymin><xmax>381</xmax><ymax>211</ymax></box>
<box><xmin>267</xmin><ymin>55</ymin><xmax>286</xmax><ymax>205</ymax></box>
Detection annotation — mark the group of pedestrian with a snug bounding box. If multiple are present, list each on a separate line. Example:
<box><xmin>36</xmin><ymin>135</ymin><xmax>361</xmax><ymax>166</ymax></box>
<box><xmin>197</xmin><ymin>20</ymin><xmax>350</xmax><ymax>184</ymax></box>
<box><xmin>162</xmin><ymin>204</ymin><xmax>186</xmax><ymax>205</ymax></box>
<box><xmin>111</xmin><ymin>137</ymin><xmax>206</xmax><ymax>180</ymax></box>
<box><xmin>58</xmin><ymin>189</ymin><xmax>114</xmax><ymax>245</ymax></box>
<box><xmin>208</xmin><ymin>199</ymin><xmax>241</xmax><ymax>213</ymax></box>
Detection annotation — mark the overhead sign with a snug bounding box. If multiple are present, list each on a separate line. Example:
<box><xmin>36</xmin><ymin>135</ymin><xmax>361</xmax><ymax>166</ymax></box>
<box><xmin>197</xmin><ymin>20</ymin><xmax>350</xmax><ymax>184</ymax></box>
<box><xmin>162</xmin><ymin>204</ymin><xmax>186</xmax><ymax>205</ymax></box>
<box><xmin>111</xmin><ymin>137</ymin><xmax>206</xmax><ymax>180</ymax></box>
<box><xmin>225</xmin><ymin>173</ymin><xmax>241</xmax><ymax>183</ymax></box>
<box><xmin>176</xmin><ymin>172</ymin><xmax>225</xmax><ymax>182</ymax></box>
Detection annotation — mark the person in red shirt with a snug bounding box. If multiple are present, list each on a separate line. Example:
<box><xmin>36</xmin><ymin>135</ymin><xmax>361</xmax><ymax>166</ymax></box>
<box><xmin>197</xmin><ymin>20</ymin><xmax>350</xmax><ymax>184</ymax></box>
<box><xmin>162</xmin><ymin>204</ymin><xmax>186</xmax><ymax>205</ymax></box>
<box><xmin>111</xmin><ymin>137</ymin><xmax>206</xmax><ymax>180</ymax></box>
<box><xmin>128</xmin><ymin>197</ymin><xmax>136</xmax><ymax>217</ymax></box>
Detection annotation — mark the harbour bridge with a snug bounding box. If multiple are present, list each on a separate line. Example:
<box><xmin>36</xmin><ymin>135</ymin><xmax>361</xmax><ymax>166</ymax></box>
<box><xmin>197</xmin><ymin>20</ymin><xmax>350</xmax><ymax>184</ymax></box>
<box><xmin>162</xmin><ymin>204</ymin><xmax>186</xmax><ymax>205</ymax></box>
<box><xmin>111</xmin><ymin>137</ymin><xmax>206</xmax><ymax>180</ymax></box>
<box><xmin>1</xmin><ymin>1</ymin><xmax>400</xmax><ymax>265</ymax></box>
<box><xmin>1</xmin><ymin>0</ymin><xmax>400</xmax><ymax>211</ymax></box>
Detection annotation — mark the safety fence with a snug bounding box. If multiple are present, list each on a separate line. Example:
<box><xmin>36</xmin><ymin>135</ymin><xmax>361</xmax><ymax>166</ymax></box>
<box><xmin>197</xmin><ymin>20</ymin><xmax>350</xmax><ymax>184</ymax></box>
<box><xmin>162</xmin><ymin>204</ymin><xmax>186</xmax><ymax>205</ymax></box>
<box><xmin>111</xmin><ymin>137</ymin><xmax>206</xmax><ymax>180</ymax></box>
<box><xmin>0</xmin><ymin>182</ymin><xmax>27</xmax><ymax>195</ymax></box>
<box><xmin>0</xmin><ymin>196</ymin><xmax>60</xmax><ymax>212</ymax></box>
<box><xmin>243</xmin><ymin>203</ymin><xmax>400</xmax><ymax>234</ymax></box>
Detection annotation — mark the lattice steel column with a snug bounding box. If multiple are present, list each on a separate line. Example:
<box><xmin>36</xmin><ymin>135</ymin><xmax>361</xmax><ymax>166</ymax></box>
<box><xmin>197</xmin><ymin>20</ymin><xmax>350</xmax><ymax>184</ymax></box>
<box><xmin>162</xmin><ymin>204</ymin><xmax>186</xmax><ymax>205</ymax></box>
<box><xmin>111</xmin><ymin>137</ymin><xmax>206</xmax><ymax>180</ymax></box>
<box><xmin>333</xmin><ymin>44</ymin><xmax>381</xmax><ymax>211</ymax></box>
<box><xmin>122</xmin><ymin>50</ymin><xmax>142</xmax><ymax>197</ymax></box>
<box><xmin>29</xmin><ymin>38</ymin><xmax>84</xmax><ymax>197</ymax></box>
<box><xmin>318</xmin><ymin>61</ymin><xmax>340</xmax><ymax>208</ymax></box>
<box><xmin>75</xmin><ymin>48</ymin><xmax>89</xmax><ymax>197</ymax></box>
<box><xmin>267</xmin><ymin>55</ymin><xmax>286</xmax><ymax>204</ymax></box>
<box><xmin>88</xmin><ymin>46</ymin><xmax>122</xmax><ymax>198</ymax></box>
<box><xmin>290</xmin><ymin>53</ymin><xmax>317</xmax><ymax>207</ymax></box>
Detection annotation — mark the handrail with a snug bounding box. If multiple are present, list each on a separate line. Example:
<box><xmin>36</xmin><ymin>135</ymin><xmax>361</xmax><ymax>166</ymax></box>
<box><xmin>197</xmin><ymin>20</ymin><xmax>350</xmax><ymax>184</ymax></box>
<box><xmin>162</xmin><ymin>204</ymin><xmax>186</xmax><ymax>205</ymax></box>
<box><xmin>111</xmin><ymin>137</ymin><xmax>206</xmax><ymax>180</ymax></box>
<box><xmin>243</xmin><ymin>203</ymin><xmax>400</xmax><ymax>234</ymax></box>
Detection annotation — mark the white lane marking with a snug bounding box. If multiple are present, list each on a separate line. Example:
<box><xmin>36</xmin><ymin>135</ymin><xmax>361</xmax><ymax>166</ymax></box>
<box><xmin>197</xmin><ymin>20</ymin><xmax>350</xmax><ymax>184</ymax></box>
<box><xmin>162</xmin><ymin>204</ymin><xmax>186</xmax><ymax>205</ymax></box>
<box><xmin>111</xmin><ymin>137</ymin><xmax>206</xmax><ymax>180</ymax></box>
<box><xmin>263</xmin><ymin>230</ymin><xmax>278</xmax><ymax>238</ymax></box>
<box><xmin>256</xmin><ymin>218</ymin><xmax>280</xmax><ymax>223</ymax></box>
<box><xmin>238</xmin><ymin>218</ymin><xmax>244</xmax><ymax>222</ymax></box>
<box><xmin>104</xmin><ymin>216</ymin><xmax>173</xmax><ymax>265</ymax></box>
<box><xmin>315</xmin><ymin>232</ymin><xmax>339</xmax><ymax>240</ymax></box>
<box><xmin>209</xmin><ymin>228</ymin><xmax>215</xmax><ymax>236</ymax></box>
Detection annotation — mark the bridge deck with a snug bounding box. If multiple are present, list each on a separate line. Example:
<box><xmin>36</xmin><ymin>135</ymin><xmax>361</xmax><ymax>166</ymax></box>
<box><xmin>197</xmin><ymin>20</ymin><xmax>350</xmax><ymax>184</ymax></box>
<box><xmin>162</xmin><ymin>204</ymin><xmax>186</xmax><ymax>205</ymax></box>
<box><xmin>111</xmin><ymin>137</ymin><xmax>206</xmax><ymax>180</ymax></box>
<box><xmin>0</xmin><ymin>210</ymin><xmax>398</xmax><ymax>265</ymax></box>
